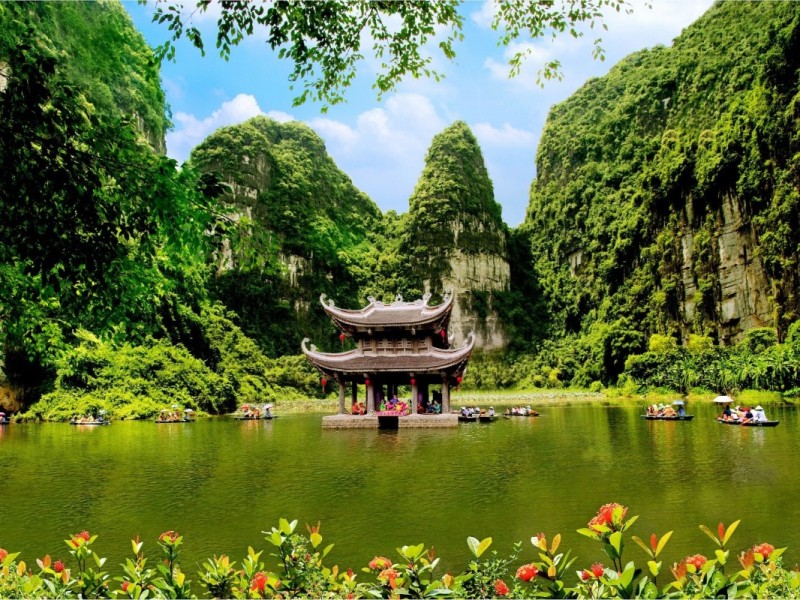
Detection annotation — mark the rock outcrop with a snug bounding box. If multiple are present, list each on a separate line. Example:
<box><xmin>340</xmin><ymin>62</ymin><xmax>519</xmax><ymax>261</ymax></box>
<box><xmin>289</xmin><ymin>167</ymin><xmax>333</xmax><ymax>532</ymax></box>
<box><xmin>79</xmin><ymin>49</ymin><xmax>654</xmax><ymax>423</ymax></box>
<box><xmin>403</xmin><ymin>122</ymin><xmax>510</xmax><ymax>349</ymax></box>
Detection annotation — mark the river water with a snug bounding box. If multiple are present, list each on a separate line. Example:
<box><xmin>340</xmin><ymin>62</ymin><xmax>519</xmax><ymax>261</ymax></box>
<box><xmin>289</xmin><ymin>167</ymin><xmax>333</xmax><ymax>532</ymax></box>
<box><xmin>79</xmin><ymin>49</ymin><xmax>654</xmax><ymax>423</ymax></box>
<box><xmin>0</xmin><ymin>401</ymin><xmax>797</xmax><ymax>576</ymax></box>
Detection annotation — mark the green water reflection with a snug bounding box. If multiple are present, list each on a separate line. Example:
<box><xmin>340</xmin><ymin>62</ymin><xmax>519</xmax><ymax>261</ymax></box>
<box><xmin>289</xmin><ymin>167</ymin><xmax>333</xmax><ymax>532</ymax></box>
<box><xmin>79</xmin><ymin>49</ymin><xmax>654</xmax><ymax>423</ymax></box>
<box><xmin>1</xmin><ymin>402</ymin><xmax>798</xmax><ymax>575</ymax></box>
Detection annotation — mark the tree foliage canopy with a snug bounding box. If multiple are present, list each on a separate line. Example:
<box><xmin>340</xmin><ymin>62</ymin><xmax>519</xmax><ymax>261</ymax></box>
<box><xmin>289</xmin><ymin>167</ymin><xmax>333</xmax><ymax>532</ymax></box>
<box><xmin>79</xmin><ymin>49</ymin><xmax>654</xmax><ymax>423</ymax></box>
<box><xmin>148</xmin><ymin>0</ymin><xmax>634</xmax><ymax>108</ymax></box>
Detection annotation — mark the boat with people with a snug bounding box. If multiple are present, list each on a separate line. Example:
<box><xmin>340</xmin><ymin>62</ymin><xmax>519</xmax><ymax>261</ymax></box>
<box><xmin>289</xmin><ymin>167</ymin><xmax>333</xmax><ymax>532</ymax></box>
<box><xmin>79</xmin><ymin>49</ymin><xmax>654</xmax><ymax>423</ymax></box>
<box><xmin>642</xmin><ymin>400</ymin><xmax>692</xmax><ymax>421</ymax></box>
<box><xmin>458</xmin><ymin>406</ymin><xmax>496</xmax><ymax>422</ymax></box>
<box><xmin>717</xmin><ymin>418</ymin><xmax>779</xmax><ymax>427</ymax></box>
<box><xmin>155</xmin><ymin>407</ymin><xmax>195</xmax><ymax>423</ymax></box>
<box><xmin>641</xmin><ymin>414</ymin><xmax>695</xmax><ymax>421</ymax></box>
<box><xmin>505</xmin><ymin>406</ymin><xmax>540</xmax><ymax>417</ymax></box>
<box><xmin>234</xmin><ymin>403</ymin><xmax>277</xmax><ymax>420</ymax></box>
<box><xmin>70</xmin><ymin>410</ymin><xmax>110</xmax><ymax>425</ymax></box>
<box><xmin>716</xmin><ymin>404</ymin><xmax>776</xmax><ymax>426</ymax></box>
<box><xmin>0</xmin><ymin>411</ymin><xmax>10</xmax><ymax>424</ymax></box>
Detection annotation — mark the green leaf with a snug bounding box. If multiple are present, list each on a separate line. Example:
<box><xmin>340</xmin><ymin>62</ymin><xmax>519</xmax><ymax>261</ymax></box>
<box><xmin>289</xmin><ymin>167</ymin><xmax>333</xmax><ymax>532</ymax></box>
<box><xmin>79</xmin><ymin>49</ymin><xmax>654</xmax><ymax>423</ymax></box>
<box><xmin>631</xmin><ymin>535</ymin><xmax>653</xmax><ymax>557</ymax></box>
<box><xmin>577</xmin><ymin>527</ymin><xmax>601</xmax><ymax>540</ymax></box>
<box><xmin>647</xmin><ymin>560</ymin><xmax>661</xmax><ymax>576</ymax></box>
<box><xmin>699</xmin><ymin>524</ymin><xmax>719</xmax><ymax>546</ymax></box>
<box><xmin>609</xmin><ymin>530</ymin><xmax>623</xmax><ymax>554</ymax></box>
<box><xmin>723</xmin><ymin>519</ymin><xmax>740</xmax><ymax>546</ymax></box>
<box><xmin>656</xmin><ymin>531</ymin><xmax>673</xmax><ymax>557</ymax></box>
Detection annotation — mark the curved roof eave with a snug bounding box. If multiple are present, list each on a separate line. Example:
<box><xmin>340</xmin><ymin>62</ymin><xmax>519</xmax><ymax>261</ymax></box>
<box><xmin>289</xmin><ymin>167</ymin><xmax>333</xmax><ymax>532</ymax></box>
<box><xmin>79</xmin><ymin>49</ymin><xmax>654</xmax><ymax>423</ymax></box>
<box><xmin>319</xmin><ymin>292</ymin><xmax>453</xmax><ymax>328</ymax></box>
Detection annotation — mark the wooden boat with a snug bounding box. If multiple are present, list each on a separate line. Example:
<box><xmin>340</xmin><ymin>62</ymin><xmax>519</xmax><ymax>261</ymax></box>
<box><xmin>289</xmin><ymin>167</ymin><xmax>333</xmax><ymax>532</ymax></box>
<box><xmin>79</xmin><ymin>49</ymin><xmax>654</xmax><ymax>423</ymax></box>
<box><xmin>504</xmin><ymin>411</ymin><xmax>540</xmax><ymax>417</ymax></box>
<box><xmin>641</xmin><ymin>415</ymin><xmax>695</xmax><ymax>421</ymax></box>
<box><xmin>479</xmin><ymin>414</ymin><xmax>498</xmax><ymax>423</ymax></box>
<box><xmin>458</xmin><ymin>414</ymin><xmax>479</xmax><ymax>422</ymax></box>
<box><xmin>234</xmin><ymin>403</ymin><xmax>276</xmax><ymax>420</ymax></box>
<box><xmin>155</xmin><ymin>408</ymin><xmax>194</xmax><ymax>423</ymax></box>
<box><xmin>717</xmin><ymin>418</ymin><xmax>779</xmax><ymax>427</ymax></box>
<box><xmin>69</xmin><ymin>419</ymin><xmax>110</xmax><ymax>426</ymax></box>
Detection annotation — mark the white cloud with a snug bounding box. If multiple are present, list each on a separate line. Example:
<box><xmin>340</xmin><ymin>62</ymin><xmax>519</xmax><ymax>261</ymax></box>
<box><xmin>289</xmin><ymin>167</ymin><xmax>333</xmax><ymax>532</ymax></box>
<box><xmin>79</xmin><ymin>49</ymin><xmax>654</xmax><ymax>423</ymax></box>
<box><xmin>166</xmin><ymin>93</ymin><xmax>266</xmax><ymax>163</ymax></box>
<box><xmin>308</xmin><ymin>93</ymin><xmax>448</xmax><ymax>211</ymax></box>
<box><xmin>472</xmin><ymin>122</ymin><xmax>535</xmax><ymax>148</ymax></box>
<box><xmin>470</xmin><ymin>0</ymin><xmax>496</xmax><ymax>29</ymax></box>
<box><xmin>483</xmin><ymin>39</ymin><xmax>564</xmax><ymax>90</ymax></box>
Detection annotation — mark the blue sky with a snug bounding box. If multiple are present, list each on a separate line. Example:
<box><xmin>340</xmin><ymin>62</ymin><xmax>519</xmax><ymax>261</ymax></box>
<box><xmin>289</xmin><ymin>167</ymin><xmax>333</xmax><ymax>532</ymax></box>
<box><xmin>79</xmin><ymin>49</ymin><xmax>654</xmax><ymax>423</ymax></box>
<box><xmin>124</xmin><ymin>0</ymin><xmax>714</xmax><ymax>227</ymax></box>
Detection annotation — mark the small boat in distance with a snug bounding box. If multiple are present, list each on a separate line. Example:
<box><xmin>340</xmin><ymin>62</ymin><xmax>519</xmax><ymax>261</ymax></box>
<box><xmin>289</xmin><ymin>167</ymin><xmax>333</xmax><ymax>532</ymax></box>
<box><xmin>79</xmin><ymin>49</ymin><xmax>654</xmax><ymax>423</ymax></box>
<box><xmin>155</xmin><ymin>407</ymin><xmax>194</xmax><ymax>423</ymax></box>
<box><xmin>717</xmin><ymin>418</ymin><xmax>779</xmax><ymax>427</ymax></box>
<box><xmin>70</xmin><ymin>410</ymin><xmax>110</xmax><ymax>425</ymax></box>
<box><xmin>0</xmin><ymin>412</ymin><xmax>9</xmax><ymax>424</ymax></box>
<box><xmin>505</xmin><ymin>406</ymin><xmax>540</xmax><ymax>417</ymax></box>
<box><xmin>234</xmin><ymin>403</ymin><xmax>277</xmax><ymax>420</ymax></box>
<box><xmin>641</xmin><ymin>414</ymin><xmax>695</xmax><ymax>421</ymax></box>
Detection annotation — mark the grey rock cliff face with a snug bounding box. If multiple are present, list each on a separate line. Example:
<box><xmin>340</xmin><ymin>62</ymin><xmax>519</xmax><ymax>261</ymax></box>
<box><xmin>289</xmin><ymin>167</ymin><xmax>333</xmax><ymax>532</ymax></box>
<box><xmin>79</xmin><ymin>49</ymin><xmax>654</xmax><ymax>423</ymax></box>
<box><xmin>679</xmin><ymin>193</ymin><xmax>773</xmax><ymax>344</ymax></box>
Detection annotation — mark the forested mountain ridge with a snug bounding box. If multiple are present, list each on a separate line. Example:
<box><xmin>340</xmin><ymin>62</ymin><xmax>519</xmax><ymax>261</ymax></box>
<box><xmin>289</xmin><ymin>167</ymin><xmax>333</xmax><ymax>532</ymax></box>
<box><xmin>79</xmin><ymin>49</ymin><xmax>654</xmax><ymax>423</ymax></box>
<box><xmin>518</xmin><ymin>0</ymin><xmax>800</xmax><ymax>384</ymax></box>
<box><xmin>187</xmin><ymin>116</ymin><xmax>384</xmax><ymax>355</ymax></box>
<box><xmin>400</xmin><ymin>121</ymin><xmax>510</xmax><ymax>349</ymax></box>
<box><xmin>0</xmin><ymin>1</ymin><xmax>168</xmax><ymax>151</ymax></box>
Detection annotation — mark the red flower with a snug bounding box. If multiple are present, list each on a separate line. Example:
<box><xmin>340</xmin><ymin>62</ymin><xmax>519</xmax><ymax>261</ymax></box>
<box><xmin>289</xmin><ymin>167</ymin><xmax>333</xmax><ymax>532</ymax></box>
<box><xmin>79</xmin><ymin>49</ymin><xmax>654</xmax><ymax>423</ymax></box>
<box><xmin>53</xmin><ymin>560</ymin><xmax>65</xmax><ymax>573</ymax></box>
<box><xmin>158</xmin><ymin>531</ymin><xmax>179</xmax><ymax>544</ymax></box>
<box><xmin>250</xmin><ymin>571</ymin><xmax>268</xmax><ymax>594</ymax></box>
<box><xmin>0</xmin><ymin>548</ymin><xmax>7</xmax><ymax>562</ymax></box>
<box><xmin>685</xmin><ymin>554</ymin><xmax>707</xmax><ymax>570</ymax></box>
<box><xmin>718</xmin><ymin>522</ymin><xmax>726</xmax><ymax>540</ymax></box>
<box><xmin>121</xmin><ymin>581</ymin><xmax>131</xmax><ymax>592</ymax></box>
<box><xmin>650</xmin><ymin>533</ymin><xmax>658</xmax><ymax>552</ymax></box>
<box><xmin>79</xmin><ymin>531</ymin><xmax>91</xmax><ymax>542</ymax></box>
<box><xmin>379</xmin><ymin>568</ymin><xmax>398</xmax><ymax>581</ymax></box>
<box><xmin>369</xmin><ymin>556</ymin><xmax>391</xmax><ymax>570</ymax></box>
<box><xmin>494</xmin><ymin>579</ymin><xmax>510</xmax><ymax>596</ymax></box>
<box><xmin>580</xmin><ymin>570</ymin><xmax>592</xmax><ymax>582</ymax></box>
<box><xmin>752</xmin><ymin>543</ymin><xmax>775</xmax><ymax>560</ymax></box>
<box><xmin>589</xmin><ymin>503</ymin><xmax>628</xmax><ymax>531</ymax></box>
<box><xmin>516</xmin><ymin>563</ymin><xmax>539</xmax><ymax>582</ymax></box>
<box><xmin>591</xmin><ymin>563</ymin><xmax>604</xmax><ymax>578</ymax></box>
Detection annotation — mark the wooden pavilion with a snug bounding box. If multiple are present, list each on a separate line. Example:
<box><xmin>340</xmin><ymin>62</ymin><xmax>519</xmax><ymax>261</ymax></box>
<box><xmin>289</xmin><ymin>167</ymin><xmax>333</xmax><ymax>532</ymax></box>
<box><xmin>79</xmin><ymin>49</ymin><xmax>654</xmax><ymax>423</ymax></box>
<box><xmin>302</xmin><ymin>292</ymin><xmax>474</xmax><ymax>427</ymax></box>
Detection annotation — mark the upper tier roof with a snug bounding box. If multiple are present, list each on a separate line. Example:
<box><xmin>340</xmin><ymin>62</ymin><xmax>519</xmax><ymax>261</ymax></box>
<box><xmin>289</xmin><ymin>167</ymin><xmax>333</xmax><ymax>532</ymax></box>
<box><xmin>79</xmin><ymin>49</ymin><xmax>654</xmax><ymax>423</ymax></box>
<box><xmin>320</xmin><ymin>292</ymin><xmax>452</xmax><ymax>330</ymax></box>
<box><xmin>301</xmin><ymin>333</ymin><xmax>474</xmax><ymax>375</ymax></box>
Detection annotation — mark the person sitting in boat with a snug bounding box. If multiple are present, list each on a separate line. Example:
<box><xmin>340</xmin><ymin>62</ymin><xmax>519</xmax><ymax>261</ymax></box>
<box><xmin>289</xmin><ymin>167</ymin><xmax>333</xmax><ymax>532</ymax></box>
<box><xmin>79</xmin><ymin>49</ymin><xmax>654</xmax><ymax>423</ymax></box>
<box><xmin>741</xmin><ymin>407</ymin><xmax>754</xmax><ymax>424</ymax></box>
<box><xmin>662</xmin><ymin>405</ymin><xmax>677</xmax><ymax>417</ymax></box>
<box><xmin>677</xmin><ymin>404</ymin><xmax>686</xmax><ymax>417</ymax></box>
<box><xmin>488</xmin><ymin>407</ymin><xmax>495</xmax><ymax>416</ymax></box>
<box><xmin>752</xmin><ymin>405</ymin><xmax>768</xmax><ymax>423</ymax></box>
<box><xmin>720</xmin><ymin>404</ymin><xmax>734</xmax><ymax>421</ymax></box>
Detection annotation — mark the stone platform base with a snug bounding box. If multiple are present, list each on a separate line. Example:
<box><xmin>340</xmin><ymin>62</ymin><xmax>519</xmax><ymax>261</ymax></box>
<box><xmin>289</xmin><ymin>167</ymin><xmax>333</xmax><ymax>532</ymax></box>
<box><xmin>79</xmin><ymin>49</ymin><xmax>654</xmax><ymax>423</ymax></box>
<box><xmin>321</xmin><ymin>414</ymin><xmax>458</xmax><ymax>429</ymax></box>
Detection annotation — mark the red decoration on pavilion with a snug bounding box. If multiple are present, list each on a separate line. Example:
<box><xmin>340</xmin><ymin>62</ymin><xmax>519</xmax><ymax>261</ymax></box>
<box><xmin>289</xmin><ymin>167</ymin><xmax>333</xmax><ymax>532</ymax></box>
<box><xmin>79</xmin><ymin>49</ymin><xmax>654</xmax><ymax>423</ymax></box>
<box><xmin>365</xmin><ymin>379</ymin><xmax>371</xmax><ymax>387</ymax></box>
<box><xmin>410</xmin><ymin>377</ymin><xmax>416</xmax><ymax>386</ymax></box>
<box><xmin>339</xmin><ymin>332</ymin><xmax>346</xmax><ymax>345</ymax></box>
<box><xmin>456</xmin><ymin>375</ymin><xmax>463</xmax><ymax>385</ymax></box>
<box><xmin>321</xmin><ymin>377</ymin><xmax>327</xmax><ymax>390</ymax></box>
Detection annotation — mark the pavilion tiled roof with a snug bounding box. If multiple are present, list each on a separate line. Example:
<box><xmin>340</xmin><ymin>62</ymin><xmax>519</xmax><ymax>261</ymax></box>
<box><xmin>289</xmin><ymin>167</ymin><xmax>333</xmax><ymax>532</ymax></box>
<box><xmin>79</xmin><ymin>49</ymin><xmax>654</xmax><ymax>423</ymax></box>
<box><xmin>302</xmin><ymin>333</ymin><xmax>474</xmax><ymax>374</ymax></box>
<box><xmin>320</xmin><ymin>292</ymin><xmax>452</xmax><ymax>329</ymax></box>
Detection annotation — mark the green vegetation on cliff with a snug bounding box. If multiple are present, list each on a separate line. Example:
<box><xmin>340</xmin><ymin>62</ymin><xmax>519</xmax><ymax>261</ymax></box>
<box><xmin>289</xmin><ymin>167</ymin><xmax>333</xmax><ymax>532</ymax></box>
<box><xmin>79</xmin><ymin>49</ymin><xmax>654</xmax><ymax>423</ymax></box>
<box><xmin>401</xmin><ymin>121</ymin><xmax>507</xmax><ymax>295</ymax></box>
<box><xmin>188</xmin><ymin>116</ymin><xmax>384</xmax><ymax>355</ymax></box>
<box><xmin>519</xmin><ymin>1</ymin><xmax>800</xmax><ymax>386</ymax></box>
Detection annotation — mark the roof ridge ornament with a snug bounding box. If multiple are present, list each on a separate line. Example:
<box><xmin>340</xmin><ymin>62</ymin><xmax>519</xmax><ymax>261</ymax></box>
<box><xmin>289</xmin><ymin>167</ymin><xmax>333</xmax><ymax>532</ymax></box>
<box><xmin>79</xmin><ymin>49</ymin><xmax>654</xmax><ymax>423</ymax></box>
<box><xmin>464</xmin><ymin>332</ymin><xmax>476</xmax><ymax>347</ymax></box>
<box><xmin>301</xmin><ymin>337</ymin><xmax>318</xmax><ymax>353</ymax></box>
<box><xmin>392</xmin><ymin>294</ymin><xmax>404</xmax><ymax>306</ymax></box>
<box><xmin>422</xmin><ymin>292</ymin><xmax>432</xmax><ymax>306</ymax></box>
<box><xmin>320</xmin><ymin>294</ymin><xmax>335</xmax><ymax>308</ymax></box>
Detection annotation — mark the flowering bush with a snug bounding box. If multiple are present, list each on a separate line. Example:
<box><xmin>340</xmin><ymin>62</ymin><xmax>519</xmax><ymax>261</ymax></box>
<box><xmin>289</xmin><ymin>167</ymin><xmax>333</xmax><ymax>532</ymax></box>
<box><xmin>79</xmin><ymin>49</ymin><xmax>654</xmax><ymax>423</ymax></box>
<box><xmin>0</xmin><ymin>507</ymin><xmax>799</xmax><ymax>598</ymax></box>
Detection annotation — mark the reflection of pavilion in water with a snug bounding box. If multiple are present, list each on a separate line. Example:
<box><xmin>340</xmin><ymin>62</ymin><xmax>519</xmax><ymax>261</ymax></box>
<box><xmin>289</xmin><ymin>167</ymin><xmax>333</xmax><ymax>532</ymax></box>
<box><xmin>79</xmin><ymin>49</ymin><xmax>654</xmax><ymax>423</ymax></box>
<box><xmin>303</xmin><ymin>293</ymin><xmax>474</xmax><ymax>428</ymax></box>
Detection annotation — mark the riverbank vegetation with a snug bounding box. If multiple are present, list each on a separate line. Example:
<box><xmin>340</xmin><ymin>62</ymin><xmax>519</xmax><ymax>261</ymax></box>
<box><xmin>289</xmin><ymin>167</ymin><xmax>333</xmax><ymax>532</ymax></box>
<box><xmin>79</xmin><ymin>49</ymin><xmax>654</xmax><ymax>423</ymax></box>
<box><xmin>1</xmin><ymin>503</ymin><xmax>796</xmax><ymax>599</ymax></box>
<box><xmin>3</xmin><ymin>2</ymin><xmax>800</xmax><ymax>421</ymax></box>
